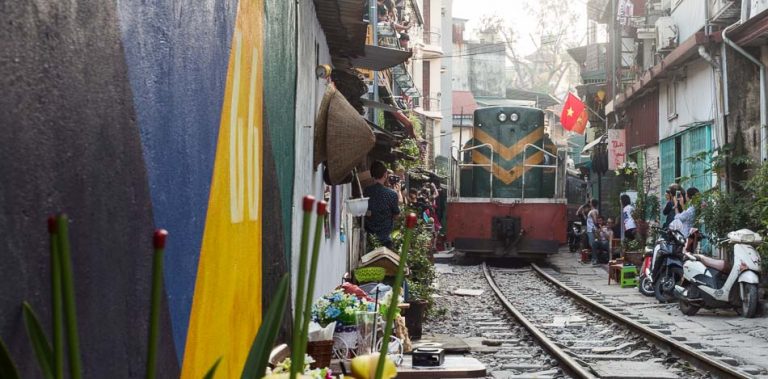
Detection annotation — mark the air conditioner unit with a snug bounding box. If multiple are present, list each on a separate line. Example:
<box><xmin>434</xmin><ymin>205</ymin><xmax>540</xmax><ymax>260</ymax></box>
<box><xmin>655</xmin><ymin>17</ymin><xmax>678</xmax><ymax>50</ymax></box>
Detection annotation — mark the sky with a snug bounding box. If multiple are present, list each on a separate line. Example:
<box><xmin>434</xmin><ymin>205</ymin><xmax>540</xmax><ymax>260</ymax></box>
<box><xmin>452</xmin><ymin>0</ymin><xmax>589</xmax><ymax>57</ymax></box>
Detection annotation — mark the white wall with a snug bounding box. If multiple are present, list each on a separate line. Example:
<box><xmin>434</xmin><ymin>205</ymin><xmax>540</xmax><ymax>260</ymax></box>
<box><xmin>750</xmin><ymin>0</ymin><xmax>768</xmax><ymax>18</ymax></box>
<box><xmin>671</xmin><ymin>0</ymin><xmax>705</xmax><ymax>42</ymax></box>
<box><xmin>294</xmin><ymin>2</ymin><xmax>350</xmax><ymax>302</ymax></box>
<box><xmin>658</xmin><ymin>60</ymin><xmax>716</xmax><ymax>139</ymax></box>
<box><xmin>440</xmin><ymin>0</ymin><xmax>454</xmax><ymax>158</ymax></box>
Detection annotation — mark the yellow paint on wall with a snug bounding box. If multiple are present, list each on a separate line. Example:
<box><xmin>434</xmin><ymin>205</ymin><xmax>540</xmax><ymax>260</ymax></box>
<box><xmin>181</xmin><ymin>0</ymin><xmax>264</xmax><ymax>377</ymax></box>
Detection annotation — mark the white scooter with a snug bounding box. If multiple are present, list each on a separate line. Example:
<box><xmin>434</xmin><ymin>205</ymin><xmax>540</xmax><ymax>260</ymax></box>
<box><xmin>674</xmin><ymin>229</ymin><xmax>763</xmax><ymax>318</ymax></box>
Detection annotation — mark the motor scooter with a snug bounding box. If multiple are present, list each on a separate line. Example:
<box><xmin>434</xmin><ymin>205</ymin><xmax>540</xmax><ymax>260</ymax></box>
<box><xmin>637</xmin><ymin>245</ymin><xmax>655</xmax><ymax>296</ymax></box>
<box><xmin>568</xmin><ymin>221</ymin><xmax>586</xmax><ymax>253</ymax></box>
<box><xmin>675</xmin><ymin>229</ymin><xmax>763</xmax><ymax>318</ymax></box>
<box><xmin>651</xmin><ymin>226</ymin><xmax>687</xmax><ymax>303</ymax></box>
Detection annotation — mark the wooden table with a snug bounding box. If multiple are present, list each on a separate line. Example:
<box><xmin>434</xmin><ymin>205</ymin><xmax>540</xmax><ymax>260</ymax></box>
<box><xmin>334</xmin><ymin>355</ymin><xmax>486</xmax><ymax>378</ymax></box>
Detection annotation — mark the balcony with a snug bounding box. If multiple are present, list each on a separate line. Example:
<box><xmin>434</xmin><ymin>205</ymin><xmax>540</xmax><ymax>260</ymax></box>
<box><xmin>421</xmin><ymin>96</ymin><xmax>441</xmax><ymax>112</ymax></box>
<box><xmin>709</xmin><ymin>0</ymin><xmax>741</xmax><ymax>25</ymax></box>
<box><xmin>418</xmin><ymin>28</ymin><xmax>443</xmax><ymax>58</ymax></box>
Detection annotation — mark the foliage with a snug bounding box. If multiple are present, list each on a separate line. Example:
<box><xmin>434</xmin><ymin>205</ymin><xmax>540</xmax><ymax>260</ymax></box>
<box><xmin>406</xmin><ymin>222</ymin><xmax>437</xmax><ymax>310</ymax></box>
<box><xmin>622</xmin><ymin>238</ymin><xmax>642</xmax><ymax>252</ymax></box>
<box><xmin>679</xmin><ymin>143</ymin><xmax>754</xmax><ymax>188</ymax></box>
<box><xmin>266</xmin><ymin>356</ymin><xmax>332</xmax><ymax>379</ymax></box>
<box><xmin>477</xmin><ymin>0</ymin><xmax>581</xmax><ymax>96</ymax></box>
<box><xmin>614</xmin><ymin>161</ymin><xmax>639</xmax><ymax>177</ymax></box>
<box><xmin>407</xmin><ymin>112</ymin><xmax>423</xmax><ymax>139</ymax></box>
<box><xmin>312</xmin><ymin>289</ymin><xmax>375</xmax><ymax>327</ymax></box>
<box><xmin>396</xmin><ymin>138</ymin><xmax>421</xmax><ymax>171</ymax></box>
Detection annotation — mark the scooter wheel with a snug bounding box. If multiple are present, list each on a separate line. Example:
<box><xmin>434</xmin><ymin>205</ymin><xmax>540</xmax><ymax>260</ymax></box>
<box><xmin>637</xmin><ymin>275</ymin><xmax>654</xmax><ymax>297</ymax></box>
<box><xmin>741</xmin><ymin>283</ymin><xmax>759</xmax><ymax>318</ymax></box>
<box><xmin>679</xmin><ymin>285</ymin><xmax>700</xmax><ymax>316</ymax></box>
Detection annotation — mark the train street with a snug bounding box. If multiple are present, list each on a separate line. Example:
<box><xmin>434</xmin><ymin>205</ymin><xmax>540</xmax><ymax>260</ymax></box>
<box><xmin>423</xmin><ymin>253</ymin><xmax>768</xmax><ymax>379</ymax></box>
<box><xmin>5</xmin><ymin>0</ymin><xmax>768</xmax><ymax>378</ymax></box>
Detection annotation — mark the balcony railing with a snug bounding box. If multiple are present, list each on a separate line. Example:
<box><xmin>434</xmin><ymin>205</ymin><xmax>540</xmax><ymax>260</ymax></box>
<box><xmin>421</xmin><ymin>28</ymin><xmax>441</xmax><ymax>46</ymax></box>
<box><xmin>421</xmin><ymin>97</ymin><xmax>441</xmax><ymax>112</ymax></box>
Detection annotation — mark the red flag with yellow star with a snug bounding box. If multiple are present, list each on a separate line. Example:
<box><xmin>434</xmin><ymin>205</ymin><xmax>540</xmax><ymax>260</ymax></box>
<box><xmin>560</xmin><ymin>92</ymin><xmax>588</xmax><ymax>134</ymax></box>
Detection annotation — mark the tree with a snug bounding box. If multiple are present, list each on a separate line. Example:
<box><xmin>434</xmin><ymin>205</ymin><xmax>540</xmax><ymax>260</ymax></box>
<box><xmin>478</xmin><ymin>0</ymin><xmax>583</xmax><ymax>97</ymax></box>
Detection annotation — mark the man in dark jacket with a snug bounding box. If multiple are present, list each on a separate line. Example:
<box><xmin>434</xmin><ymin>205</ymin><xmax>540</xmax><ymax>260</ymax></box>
<box><xmin>364</xmin><ymin>161</ymin><xmax>401</xmax><ymax>248</ymax></box>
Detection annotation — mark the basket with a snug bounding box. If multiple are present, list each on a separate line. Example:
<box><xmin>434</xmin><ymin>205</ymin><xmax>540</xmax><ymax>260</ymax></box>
<box><xmin>346</xmin><ymin>198</ymin><xmax>369</xmax><ymax>217</ymax></box>
<box><xmin>346</xmin><ymin>170</ymin><xmax>369</xmax><ymax>217</ymax></box>
<box><xmin>354</xmin><ymin>267</ymin><xmax>386</xmax><ymax>283</ymax></box>
<box><xmin>306</xmin><ymin>340</ymin><xmax>334</xmax><ymax>369</ymax></box>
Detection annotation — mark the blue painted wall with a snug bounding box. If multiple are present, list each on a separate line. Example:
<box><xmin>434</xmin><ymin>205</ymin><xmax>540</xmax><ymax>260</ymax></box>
<box><xmin>116</xmin><ymin>0</ymin><xmax>237</xmax><ymax>359</ymax></box>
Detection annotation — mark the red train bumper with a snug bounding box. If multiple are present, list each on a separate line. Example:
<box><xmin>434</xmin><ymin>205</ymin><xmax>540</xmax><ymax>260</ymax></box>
<box><xmin>446</xmin><ymin>201</ymin><xmax>567</xmax><ymax>256</ymax></box>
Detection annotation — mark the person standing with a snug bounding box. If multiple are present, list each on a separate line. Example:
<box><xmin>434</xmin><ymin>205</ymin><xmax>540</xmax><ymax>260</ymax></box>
<box><xmin>586</xmin><ymin>199</ymin><xmax>600</xmax><ymax>264</ymax></box>
<box><xmin>364</xmin><ymin>161</ymin><xmax>401</xmax><ymax>249</ymax></box>
<box><xmin>662</xmin><ymin>184</ymin><xmax>681</xmax><ymax>228</ymax></box>
<box><xmin>674</xmin><ymin>187</ymin><xmax>700</xmax><ymax>238</ymax></box>
<box><xmin>621</xmin><ymin>194</ymin><xmax>637</xmax><ymax>240</ymax></box>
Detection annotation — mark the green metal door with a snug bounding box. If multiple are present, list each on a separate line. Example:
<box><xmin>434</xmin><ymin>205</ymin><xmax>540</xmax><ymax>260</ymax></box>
<box><xmin>681</xmin><ymin>124</ymin><xmax>712</xmax><ymax>191</ymax></box>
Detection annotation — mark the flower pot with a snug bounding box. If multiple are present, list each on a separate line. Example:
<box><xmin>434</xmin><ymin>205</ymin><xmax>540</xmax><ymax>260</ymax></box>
<box><xmin>333</xmin><ymin>324</ymin><xmax>358</xmax><ymax>350</ymax></box>
<box><xmin>306</xmin><ymin>340</ymin><xmax>334</xmax><ymax>369</ymax></box>
<box><xmin>403</xmin><ymin>300</ymin><xmax>427</xmax><ymax>340</ymax></box>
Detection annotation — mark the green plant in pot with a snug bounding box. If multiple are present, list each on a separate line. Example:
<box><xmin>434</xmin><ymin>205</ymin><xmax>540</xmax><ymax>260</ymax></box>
<box><xmin>403</xmin><ymin>222</ymin><xmax>436</xmax><ymax>340</ymax></box>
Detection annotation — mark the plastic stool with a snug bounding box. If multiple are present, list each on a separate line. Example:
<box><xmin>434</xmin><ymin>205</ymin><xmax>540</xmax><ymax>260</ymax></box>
<box><xmin>620</xmin><ymin>265</ymin><xmax>638</xmax><ymax>288</ymax></box>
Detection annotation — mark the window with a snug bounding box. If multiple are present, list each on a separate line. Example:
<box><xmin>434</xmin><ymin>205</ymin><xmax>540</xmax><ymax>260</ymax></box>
<box><xmin>660</xmin><ymin>124</ymin><xmax>712</xmax><ymax>192</ymax></box>
<box><xmin>666</xmin><ymin>80</ymin><xmax>677</xmax><ymax>120</ymax></box>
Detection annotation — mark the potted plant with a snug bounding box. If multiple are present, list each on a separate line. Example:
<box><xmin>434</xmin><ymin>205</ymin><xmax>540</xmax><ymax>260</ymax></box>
<box><xmin>402</xmin><ymin>223</ymin><xmax>436</xmax><ymax>340</ymax></box>
<box><xmin>312</xmin><ymin>289</ymin><xmax>375</xmax><ymax>350</ymax></box>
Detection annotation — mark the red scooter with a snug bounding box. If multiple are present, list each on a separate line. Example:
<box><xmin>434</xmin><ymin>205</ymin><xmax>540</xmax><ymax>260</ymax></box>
<box><xmin>638</xmin><ymin>245</ymin><xmax>655</xmax><ymax>296</ymax></box>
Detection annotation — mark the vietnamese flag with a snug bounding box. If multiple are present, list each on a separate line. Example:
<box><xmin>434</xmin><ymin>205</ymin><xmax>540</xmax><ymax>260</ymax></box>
<box><xmin>560</xmin><ymin>92</ymin><xmax>588</xmax><ymax>134</ymax></box>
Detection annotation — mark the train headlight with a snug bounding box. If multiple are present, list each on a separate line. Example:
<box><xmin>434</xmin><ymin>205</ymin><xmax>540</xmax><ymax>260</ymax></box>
<box><xmin>497</xmin><ymin>112</ymin><xmax>507</xmax><ymax>122</ymax></box>
<box><xmin>510</xmin><ymin>112</ymin><xmax>520</xmax><ymax>123</ymax></box>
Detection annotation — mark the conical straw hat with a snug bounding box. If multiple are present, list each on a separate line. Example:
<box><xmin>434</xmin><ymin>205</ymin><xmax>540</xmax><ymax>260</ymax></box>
<box><xmin>313</xmin><ymin>84</ymin><xmax>336</xmax><ymax>169</ymax></box>
<box><xmin>326</xmin><ymin>91</ymin><xmax>375</xmax><ymax>185</ymax></box>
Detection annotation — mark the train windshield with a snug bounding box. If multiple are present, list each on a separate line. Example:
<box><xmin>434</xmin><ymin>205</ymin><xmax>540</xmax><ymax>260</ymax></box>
<box><xmin>449</xmin><ymin>106</ymin><xmax>567</xmax><ymax>202</ymax></box>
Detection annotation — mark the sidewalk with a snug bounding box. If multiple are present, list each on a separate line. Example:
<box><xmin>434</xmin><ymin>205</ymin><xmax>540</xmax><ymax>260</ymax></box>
<box><xmin>548</xmin><ymin>249</ymin><xmax>768</xmax><ymax>376</ymax></box>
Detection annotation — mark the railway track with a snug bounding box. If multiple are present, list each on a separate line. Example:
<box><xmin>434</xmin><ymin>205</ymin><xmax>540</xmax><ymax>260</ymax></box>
<box><xmin>483</xmin><ymin>262</ymin><xmax>753</xmax><ymax>379</ymax></box>
<box><xmin>424</xmin><ymin>264</ymin><xmax>569</xmax><ymax>378</ymax></box>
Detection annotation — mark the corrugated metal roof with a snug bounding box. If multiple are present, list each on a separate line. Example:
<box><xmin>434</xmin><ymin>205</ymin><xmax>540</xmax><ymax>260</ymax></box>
<box><xmin>314</xmin><ymin>0</ymin><xmax>368</xmax><ymax>57</ymax></box>
<box><xmin>341</xmin><ymin>45</ymin><xmax>412</xmax><ymax>71</ymax></box>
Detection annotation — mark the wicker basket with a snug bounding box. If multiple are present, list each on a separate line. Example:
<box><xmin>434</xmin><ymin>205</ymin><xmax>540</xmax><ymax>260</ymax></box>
<box><xmin>306</xmin><ymin>340</ymin><xmax>334</xmax><ymax>369</ymax></box>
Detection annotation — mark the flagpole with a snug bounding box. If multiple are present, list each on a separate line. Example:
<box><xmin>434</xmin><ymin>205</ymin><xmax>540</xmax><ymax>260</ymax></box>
<box><xmin>584</xmin><ymin>103</ymin><xmax>607</xmax><ymax>123</ymax></box>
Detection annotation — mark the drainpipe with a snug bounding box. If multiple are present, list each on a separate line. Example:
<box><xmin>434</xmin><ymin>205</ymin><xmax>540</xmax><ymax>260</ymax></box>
<box><xmin>698</xmin><ymin>46</ymin><xmax>724</xmax><ymax>146</ymax></box>
<box><xmin>723</xmin><ymin>13</ymin><xmax>767</xmax><ymax>162</ymax></box>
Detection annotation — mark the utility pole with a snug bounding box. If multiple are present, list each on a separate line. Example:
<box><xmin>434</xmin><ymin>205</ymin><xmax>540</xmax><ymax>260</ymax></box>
<box><xmin>370</xmin><ymin>0</ymin><xmax>379</xmax><ymax>125</ymax></box>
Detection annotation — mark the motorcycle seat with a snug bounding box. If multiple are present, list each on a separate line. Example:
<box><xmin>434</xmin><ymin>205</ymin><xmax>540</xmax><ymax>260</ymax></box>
<box><xmin>694</xmin><ymin>254</ymin><xmax>726</xmax><ymax>271</ymax></box>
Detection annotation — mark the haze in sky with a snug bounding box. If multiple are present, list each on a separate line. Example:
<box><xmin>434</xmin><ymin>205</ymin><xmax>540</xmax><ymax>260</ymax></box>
<box><xmin>452</xmin><ymin>0</ymin><xmax>589</xmax><ymax>56</ymax></box>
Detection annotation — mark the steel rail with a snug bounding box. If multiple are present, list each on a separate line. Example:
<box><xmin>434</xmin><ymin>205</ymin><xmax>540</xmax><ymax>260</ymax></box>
<box><xmin>530</xmin><ymin>263</ymin><xmax>749</xmax><ymax>379</ymax></box>
<box><xmin>481</xmin><ymin>262</ymin><xmax>597</xmax><ymax>379</ymax></box>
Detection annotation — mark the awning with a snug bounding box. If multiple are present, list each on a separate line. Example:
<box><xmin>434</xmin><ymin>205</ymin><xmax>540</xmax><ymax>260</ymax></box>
<box><xmin>413</xmin><ymin>108</ymin><xmax>443</xmax><ymax>120</ymax></box>
<box><xmin>313</xmin><ymin>0</ymin><xmax>368</xmax><ymax>57</ymax></box>
<box><xmin>360</xmin><ymin>98</ymin><xmax>401</xmax><ymax>112</ymax></box>
<box><xmin>346</xmin><ymin>45</ymin><xmax>412</xmax><ymax>71</ymax></box>
<box><xmin>581</xmin><ymin>134</ymin><xmax>606</xmax><ymax>155</ymax></box>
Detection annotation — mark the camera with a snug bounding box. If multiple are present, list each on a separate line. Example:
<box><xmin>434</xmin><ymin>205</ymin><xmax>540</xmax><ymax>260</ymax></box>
<box><xmin>388</xmin><ymin>175</ymin><xmax>401</xmax><ymax>185</ymax></box>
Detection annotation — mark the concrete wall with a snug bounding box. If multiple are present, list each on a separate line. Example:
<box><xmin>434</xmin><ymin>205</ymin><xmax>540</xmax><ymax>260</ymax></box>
<box><xmin>293</xmin><ymin>1</ymin><xmax>350</xmax><ymax>302</ymax></box>
<box><xmin>659</xmin><ymin>60</ymin><xmax>716</xmax><ymax>139</ymax></box>
<box><xmin>0</xmin><ymin>1</ymin><xmax>179</xmax><ymax>377</ymax></box>
<box><xmin>440</xmin><ymin>0</ymin><xmax>454</xmax><ymax>159</ymax></box>
<box><xmin>0</xmin><ymin>0</ymin><xmax>297</xmax><ymax>377</ymax></box>
<box><xmin>724</xmin><ymin>46</ymin><xmax>763</xmax><ymax>167</ymax></box>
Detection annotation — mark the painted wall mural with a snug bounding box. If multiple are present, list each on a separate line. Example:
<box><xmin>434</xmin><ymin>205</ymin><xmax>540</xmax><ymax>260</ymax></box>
<box><xmin>181</xmin><ymin>0</ymin><xmax>265</xmax><ymax>376</ymax></box>
<box><xmin>1</xmin><ymin>0</ymin><xmax>297</xmax><ymax>376</ymax></box>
